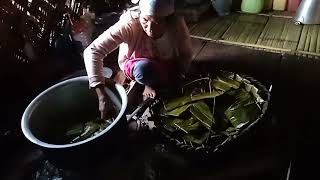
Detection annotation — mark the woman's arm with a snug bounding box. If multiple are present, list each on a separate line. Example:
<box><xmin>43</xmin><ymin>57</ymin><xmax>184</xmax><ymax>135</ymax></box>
<box><xmin>83</xmin><ymin>13</ymin><xmax>134</xmax><ymax>119</ymax></box>
<box><xmin>83</xmin><ymin>15</ymin><xmax>133</xmax><ymax>88</ymax></box>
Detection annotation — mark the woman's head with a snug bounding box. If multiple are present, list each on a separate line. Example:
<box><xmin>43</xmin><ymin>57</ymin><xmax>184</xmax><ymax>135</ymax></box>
<box><xmin>138</xmin><ymin>0</ymin><xmax>174</xmax><ymax>39</ymax></box>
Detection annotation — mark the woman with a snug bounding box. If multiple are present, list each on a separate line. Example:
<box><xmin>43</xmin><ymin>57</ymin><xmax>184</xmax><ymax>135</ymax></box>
<box><xmin>84</xmin><ymin>0</ymin><xmax>192</xmax><ymax>119</ymax></box>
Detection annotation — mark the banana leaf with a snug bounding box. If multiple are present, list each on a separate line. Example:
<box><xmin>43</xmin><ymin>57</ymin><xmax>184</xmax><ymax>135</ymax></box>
<box><xmin>163</xmin><ymin>91</ymin><xmax>223</xmax><ymax>112</ymax></box>
<box><xmin>70</xmin><ymin>121</ymin><xmax>100</xmax><ymax>143</ymax></box>
<box><xmin>225</xmin><ymin>102</ymin><xmax>261</xmax><ymax>128</ymax></box>
<box><xmin>226</xmin><ymin>127</ymin><xmax>236</xmax><ymax>132</ymax></box>
<box><xmin>161</xmin><ymin>104</ymin><xmax>192</xmax><ymax>116</ymax></box>
<box><xmin>99</xmin><ymin>118</ymin><xmax>113</xmax><ymax>130</ymax></box>
<box><xmin>221</xmin><ymin>127</ymin><xmax>238</xmax><ymax>136</ymax></box>
<box><xmin>183</xmin><ymin>131</ymin><xmax>210</xmax><ymax>144</ymax></box>
<box><xmin>66</xmin><ymin>123</ymin><xmax>84</xmax><ymax>137</ymax></box>
<box><xmin>189</xmin><ymin>102</ymin><xmax>214</xmax><ymax>130</ymax></box>
<box><xmin>182</xmin><ymin>77</ymin><xmax>211</xmax><ymax>95</ymax></box>
<box><xmin>193</xmin><ymin>101</ymin><xmax>215</xmax><ymax>122</ymax></box>
<box><xmin>79</xmin><ymin>121</ymin><xmax>100</xmax><ymax>140</ymax></box>
<box><xmin>219</xmin><ymin>71</ymin><xmax>235</xmax><ymax>79</ymax></box>
<box><xmin>161</xmin><ymin>117</ymin><xmax>201</xmax><ymax>133</ymax></box>
<box><xmin>156</xmin><ymin>72</ymin><xmax>268</xmax><ymax>147</ymax></box>
<box><xmin>220</xmin><ymin>76</ymin><xmax>241</xmax><ymax>89</ymax></box>
<box><xmin>235</xmin><ymin>74</ymin><xmax>251</xmax><ymax>84</ymax></box>
<box><xmin>244</xmin><ymin>82</ymin><xmax>264</xmax><ymax>103</ymax></box>
<box><xmin>227</xmin><ymin>88</ymin><xmax>253</xmax><ymax>102</ymax></box>
<box><xmin>161</xmin><ymin>117</ymin><xmax>184</xmax><ymax>132</ymax></box>
<box><xmin>175</xmin><ymin>117</ymin><xmax>201</xmax><ymax>133</ymax></box>
<box><xmin>212</xmin><ymin>76</ymin><xmax>241</xmax><ymax>92</ymax></box>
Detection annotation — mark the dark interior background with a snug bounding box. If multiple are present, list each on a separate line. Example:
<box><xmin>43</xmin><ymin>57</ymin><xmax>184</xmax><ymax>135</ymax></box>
<box><xmin>1</xmin><ymin>0</ymin><xmax>320</xmax><ymax>179</ymax></box>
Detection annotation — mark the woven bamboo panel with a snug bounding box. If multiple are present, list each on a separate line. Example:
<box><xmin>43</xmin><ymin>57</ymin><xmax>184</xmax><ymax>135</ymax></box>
<box><xmin>222</xmin><ymin>16</ymin><xmax>246</xmax><ymax>41</ymax></box>
<box><xmin>190</xmin><ymin>12</ymin><xmax>320</xmax><ymax>58</ymax></box>
<box><xmin>257</xmin><ymin>17</ymin><xmax>286</xmax><ymax>47</ymax></box>
<box><xmin>259</xmin><ymin>10</ymin><xmax>295</xmax><ymax>18</ymax></box>
<box><xmin>190</xmin><ymin>16</ymin><xmax>220</xmax><ymax>39</ymax></box>
<box><xmin>205</xmin><ymin>14</ymin><xmax>238</xmax><ymax>40</ymax></box>
<box><xmin>222</xmin><ymin>14</ymin><xmax>268</xmax><ymax>44</ymax></box>
<box><xmin>282</xmin><ymin>20</ymin><xmax>303</xmax><ymax>50</ymax></box>
<box><xmin>297</xmin><ymin>25</ymin><xmax>320</xmax><ymax>53</ymax></box>
<box><xmin>188</xmin><ymin>23</ymin><xmax>198</xmax><ymax>32</ymax></box>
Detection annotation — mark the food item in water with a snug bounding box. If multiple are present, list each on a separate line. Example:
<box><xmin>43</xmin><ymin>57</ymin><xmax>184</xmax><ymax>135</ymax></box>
<box><xmin>66</xmin><ymin>118</ymin><xmax>113</xmax><ymax>143</ymax></box>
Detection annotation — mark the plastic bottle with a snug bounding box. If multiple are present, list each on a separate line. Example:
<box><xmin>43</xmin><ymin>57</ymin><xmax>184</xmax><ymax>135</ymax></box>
<box><xmin>241</xmin><ymin>0</ymin><xmax>264</xmax><ymax>14</ymax></box>
<box><xmin>287</xmin><ymin>0</ymin><xmax>301</xmax><ymax>12</ymax></box>
<box><xmin>273</xmin><ymin>0</ymin><xmax>287</xmax><ymax>11</ymax></box>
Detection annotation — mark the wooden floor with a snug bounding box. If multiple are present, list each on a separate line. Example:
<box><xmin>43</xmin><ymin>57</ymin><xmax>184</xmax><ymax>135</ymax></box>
<box><xmin>189</xmin><ymin>12</ymin><xmax>320</xmax><ymax>58</ymax></box>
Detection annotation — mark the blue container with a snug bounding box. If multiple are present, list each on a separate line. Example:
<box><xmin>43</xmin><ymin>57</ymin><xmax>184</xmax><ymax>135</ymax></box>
<box><xmin>211</xmin><ymin>0</ymin><xmax>233</xmax><ymax>16</ymax></box>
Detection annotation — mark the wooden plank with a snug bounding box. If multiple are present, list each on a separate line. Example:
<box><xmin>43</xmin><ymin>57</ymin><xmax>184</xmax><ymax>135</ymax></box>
<box><xmin>237</xmin><ymin>15</ymin><xmax>269</xmax><ymax>44</ymax></box>
<box><xmin>270</xmin><ymin>11</ymin><xmax>295</xmax><ymax>18</ymax></box>
<box><xmin>233</xmin><ymin>15</ymin><xmax>267</xmax><ymax>42</ymax></box>
<box><xmin>220</xmin><ymin>14</ymin><xmax>267</xmax><ymax>43</ymax></box>
<box><xmin>191</xmin><ymin>17</ymin><xmax>220</xmax><ymax>38</ymax></box>
<box><xmin>245</xmin><ymin>23</ymin><xmax>266</xmax><ymax>44</ymax></box>
<box><xmin>274</xmin><ymin>19</ymin><xmax>290</xmax><ymax>48</ymax></box>
<box><xmin>260</xmin><ymin>20</ymin><xmax>274</xmax><ymax>46</ymax></box>
<box><xmin>223</xmin><ymin>19</ymin><xmax>248</xmax><ymax>42</ymax></box>
<box><xmin>237</xmin><ymin>24</ymin><xmax>252</xmax><ymax>43</ymax></box>
<box><xmin>213</xmin><ymin>20</ymin><xmax>233</xmax><ymax>39</ymax></box>
<box><xmin>257</xmin><ymin>18</ymin><xmax>272</xmax><ymax>45</ymax></box>
<box><xmin>270</xmin><ymin>19</ymin><xmax>285</xmax><ymax>48</ymax></box>
<box><xmin>317</xmin><ymin>26</ymin><xmax>320</xmax><ymax>53</ymax></box>
<box><xmin>309</xmin><ymin>25</ymin><xmax>319</xmax><ymax>53</ymax></box>
<box><xmin>270</xmin><ymin>34</ymin><xmax>278</xmax><ymax>47</ymax></box>
<box><xmin>297</xmin><ymin>25</ymin><xmax>309</xmax><ymax>51</ymax></box>
<box><xmin>296</xmin><ymin>50</ymin><xmax>320</xmax><ymax>57</ymax></box>
<box><xmin>257</xmin><ymin>17</ymin><xmax>286</xmax><ymax>47</ymax></box>
<box><xmin>222</xmin><ymin>20</ymin><xmax>239</xmax><ymax>40</ymax></box>
<box><xmin>283</xmin><ymin>22</ymin><xmax>303</xmax><ymax>50</ymax></box>
<box><xmin>267</xmin><ymin>17</ymin><xmax>286</xmax><ymax>47</ymax></box>
<box><xmin>231</xmin><ymin>21</ymin><xmax>247</xmax><ymax>41</ymax></box>
<box><xmin>238</xmin><ymin>14</ymin><xmax>267</xmax><ymax>23</ymax></box>
<box><xmin>206</xmin><ymin>15</ymin><xmax>237</xmax><ymax>40</ymax></box>
<box><xmin>304</xmin><ymin>25</ymin><xmax>312</xmax><ymax>51</ymax></box>
<box><xmin>188</xmin><ymin>23</ymin><xmax>198</xmax><ymax>32</ymax></box>
<box><xmin>219</xmin><ymin>39</ymin><xmax>292</xmax><ymax>52</ymax></box>
<box><xmin>238</xmin><ymin>10</ymin><xmax>294</xmax><ymax>18</ymax></box>
<box><xmin>190</xmin><ymin>38</ymin><xmax>207</xmax><ymax>61</ymax></box>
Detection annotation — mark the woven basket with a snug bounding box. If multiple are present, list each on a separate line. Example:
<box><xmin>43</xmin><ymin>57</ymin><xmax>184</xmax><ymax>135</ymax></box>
<box><xmin>150</xmin><ymin>71</ymin><xmax>271</xmax><ymax>158</ymax></box>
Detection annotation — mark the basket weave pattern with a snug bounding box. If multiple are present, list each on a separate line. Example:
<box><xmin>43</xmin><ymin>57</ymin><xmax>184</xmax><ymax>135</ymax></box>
<box><xmin>151</xmin><ymin>74</ymin><xmax>271</xmax><ymax>155</ymax></box>
<box><xmin>0</xmin><ymin>0</ymin><xmax>85</xmax><ymax>64</ymax></box>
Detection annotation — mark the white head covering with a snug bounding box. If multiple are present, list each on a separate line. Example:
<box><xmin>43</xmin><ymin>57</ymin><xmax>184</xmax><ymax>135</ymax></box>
<box><xmin>138</xmin><ymin>0</ymin><xmax>174</xmax><ymax>17</ymax></box>
<box><xmin>131</xmin><ymin>0</ymin><xmax>139</xmax><ymax>4</ymax></box>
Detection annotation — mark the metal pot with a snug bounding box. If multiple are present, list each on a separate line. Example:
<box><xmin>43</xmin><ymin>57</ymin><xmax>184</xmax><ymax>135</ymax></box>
<box><xmin>21</xmin><ymin>76</ymin><xmax>128</xmax><ymax>169</ymax></box>
<box><xmin>294</xmin><ymin>0</ymin><xmax>320</xmax><ymax>24</ymax></box>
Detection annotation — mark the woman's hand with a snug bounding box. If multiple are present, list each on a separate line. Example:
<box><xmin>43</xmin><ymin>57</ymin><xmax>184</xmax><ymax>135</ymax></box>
<box><xmin>94</xmin><ymin>84</ymin><xmax>115</xmax><ymax>120</ymax></box>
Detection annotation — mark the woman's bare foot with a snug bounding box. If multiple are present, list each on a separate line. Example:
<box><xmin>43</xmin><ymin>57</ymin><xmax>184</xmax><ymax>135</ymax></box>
<box><xmin>143</xmin><ymin>85</ymin><xmax>156</xmax><ymax>99</ymax></box>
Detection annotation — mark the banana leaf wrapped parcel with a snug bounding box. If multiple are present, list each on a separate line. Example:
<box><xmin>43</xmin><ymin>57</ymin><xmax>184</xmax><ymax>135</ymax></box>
<box><xmin>151</xmin><ymin>71</ymin><xmax>270</xmax><ymax>152</ymax></box>
<box><xmin>65</xmin><ymin>118</ymin><xmax>114</xmax><ymax>143</ymax></box>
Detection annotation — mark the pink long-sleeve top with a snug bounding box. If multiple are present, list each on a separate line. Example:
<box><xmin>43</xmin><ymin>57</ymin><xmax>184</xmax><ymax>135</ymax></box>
<box><xmin>83</xmin><ymin>9</ymin><xmax>192</xmax><ymax>88</ymax></box>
